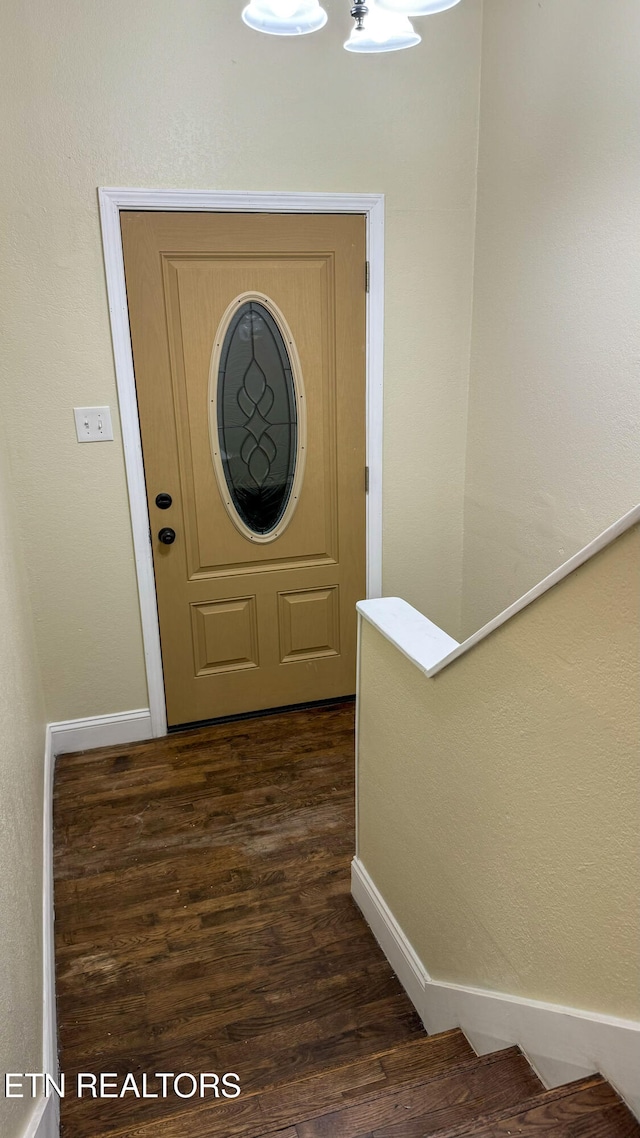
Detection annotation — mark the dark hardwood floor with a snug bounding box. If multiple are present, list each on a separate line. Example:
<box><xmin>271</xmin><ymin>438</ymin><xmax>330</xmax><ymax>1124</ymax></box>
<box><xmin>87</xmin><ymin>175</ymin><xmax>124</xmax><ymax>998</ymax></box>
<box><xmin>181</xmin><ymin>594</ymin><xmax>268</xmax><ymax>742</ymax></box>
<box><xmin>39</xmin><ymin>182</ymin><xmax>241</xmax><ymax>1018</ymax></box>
<box><xmin>54</xmin><ymin>702</ymin><xmax>424</xmax><ymax>1136</ymax></box>
<box><xmin>54</xmin><ymin>701</ymin><xmax>640</xmax><ymax>1138</ymax></box>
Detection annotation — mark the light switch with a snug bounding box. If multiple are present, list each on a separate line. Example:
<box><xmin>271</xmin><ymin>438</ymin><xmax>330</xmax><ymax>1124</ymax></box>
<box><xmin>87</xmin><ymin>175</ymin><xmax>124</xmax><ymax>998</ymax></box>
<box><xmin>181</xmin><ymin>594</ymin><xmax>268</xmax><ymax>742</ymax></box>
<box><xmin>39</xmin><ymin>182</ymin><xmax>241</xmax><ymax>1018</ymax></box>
<box><xmin>74</xmin><ymin>406</ymin><xmax>114</xmax><ymax>443</ymax></box>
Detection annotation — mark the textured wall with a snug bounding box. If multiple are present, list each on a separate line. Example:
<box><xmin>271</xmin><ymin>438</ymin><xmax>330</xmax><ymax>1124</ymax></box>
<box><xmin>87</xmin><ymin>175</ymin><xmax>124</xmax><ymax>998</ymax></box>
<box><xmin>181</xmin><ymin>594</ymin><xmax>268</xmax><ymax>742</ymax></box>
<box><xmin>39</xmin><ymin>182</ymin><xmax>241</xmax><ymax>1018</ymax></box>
<box><xmin>0</xmin><ymin>0</ymin><xmax>482</xmax><ymax>726</ymax></box>
<box><xmin>0</xmin><ymin>431</ymin><xmax>46</xmax><ymax>1138</ymax></box>
<box><xmin>358</xmin><ymin>525</ymin><xmax>640</xmax><ymax>1018</ymax></box>
<box><xmin>461</xmin><ymin>0</ymin><xmax>640</xmax><ymax>637</ymax></box>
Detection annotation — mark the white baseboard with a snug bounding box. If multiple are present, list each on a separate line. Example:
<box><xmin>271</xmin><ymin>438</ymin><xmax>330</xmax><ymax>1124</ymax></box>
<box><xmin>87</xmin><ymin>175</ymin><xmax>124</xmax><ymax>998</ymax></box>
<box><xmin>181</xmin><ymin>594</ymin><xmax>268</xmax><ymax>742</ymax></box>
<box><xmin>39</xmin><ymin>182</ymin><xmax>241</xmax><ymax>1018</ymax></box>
<box><xmin>43</xmin><ymin>729</ymin><xmax>58</xmax><ymax>1079</ymax></box>
<box><xmin>21</xmin><ymin>1095</ymin><xmax>59</xmax><ymax>1138</ymax></box>
<box><xmin>351</xmin><ymin>853</ymin><xmax>426</xmax><ymax>1015</ymax></box>
<box><xmin>48</xmin><ymin>708</ymin><xmax>153</xmax><ymax>757</ymax></box>
<box><xmin>351</xmin><ymin>857</ymin><xmax>640</xmax><ymax>1119</ymax></box>
<box><xmin>40</xmin><ymin>730</ymin><xmax>60</xmax><ymax>1138</ymax></box>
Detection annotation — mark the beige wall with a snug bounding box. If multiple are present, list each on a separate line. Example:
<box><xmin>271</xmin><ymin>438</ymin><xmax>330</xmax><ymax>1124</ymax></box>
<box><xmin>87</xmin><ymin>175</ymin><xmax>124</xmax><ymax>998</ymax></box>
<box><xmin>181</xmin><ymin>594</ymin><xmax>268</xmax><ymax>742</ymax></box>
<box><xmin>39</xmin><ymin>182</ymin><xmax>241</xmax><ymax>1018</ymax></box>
<box><xmin>358</xmin><ymin>525</ymin><xmax>640</xmax><ymax>1018</ymax></box>
<box><xmin>461</xmin><ymin>0</ymin><xmax>640</xmax><ymax>637</ymax></box>
<box><xmin>0</xmin><ymin>431</ymin><xmax>46</xmax><ymax>1137</ymax></box>
<box><xmin>0</xmin><ymin>0</ymin><xmax>482</xmax><ymax>726</ymax></box>
<box><xmin>2</xmin><ymin>0</ymin><xmax>636</xmax><ymax>711</ymax></box>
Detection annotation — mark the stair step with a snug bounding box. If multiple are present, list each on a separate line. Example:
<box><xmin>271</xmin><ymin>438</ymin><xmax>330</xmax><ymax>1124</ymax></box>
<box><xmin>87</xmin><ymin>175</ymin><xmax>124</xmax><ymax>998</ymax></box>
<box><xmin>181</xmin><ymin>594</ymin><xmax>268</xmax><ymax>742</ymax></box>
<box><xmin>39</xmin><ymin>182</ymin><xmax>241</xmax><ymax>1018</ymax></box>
<box><xmin>427</xmin><ymin>1076</ymin><xmax>640</xmax><ymax>1138</ymax></box>
<box><xmin>102</xmin><ymin>1030</ymin><xmax>474</xmax><ymax>1138</ymax></box>
<box><xmin>256</xmin><ymin>1028</ymin><xmax>476</xmax><ymax>1127</ymax></box>
<box><xmin>237</xmin><ymin>1075</ymin><xmax>640</xmax><ymax>1138</ymax></box>
<box><xmin>99</xmin><ymin>1032</ymin><xmax>640</xmax><ymax>1138</ymax></box>
<box><xmin>281</xmin><ymin>1047</ymin><xmax>543</xmax><ymax>1137</ymax></box>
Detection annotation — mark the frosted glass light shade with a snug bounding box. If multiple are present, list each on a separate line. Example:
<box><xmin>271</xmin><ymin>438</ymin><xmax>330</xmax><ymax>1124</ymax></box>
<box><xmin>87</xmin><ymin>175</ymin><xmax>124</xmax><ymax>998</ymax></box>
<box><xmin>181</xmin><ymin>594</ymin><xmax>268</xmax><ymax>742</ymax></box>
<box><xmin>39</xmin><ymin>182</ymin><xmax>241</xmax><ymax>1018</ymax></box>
<box><xmin>344</xmin><ymin>2</ymin><xmax>420</xmax><ymax>52</ymax></box>
<box><xmin>377</xmin><ymin>0</ymin><xmax>462</xmax><ymax>14</ymax></box>
<box><xmin>242</xmin><ymin>0</ymin><xmax>327</xmax><ymax>36</ymax></box>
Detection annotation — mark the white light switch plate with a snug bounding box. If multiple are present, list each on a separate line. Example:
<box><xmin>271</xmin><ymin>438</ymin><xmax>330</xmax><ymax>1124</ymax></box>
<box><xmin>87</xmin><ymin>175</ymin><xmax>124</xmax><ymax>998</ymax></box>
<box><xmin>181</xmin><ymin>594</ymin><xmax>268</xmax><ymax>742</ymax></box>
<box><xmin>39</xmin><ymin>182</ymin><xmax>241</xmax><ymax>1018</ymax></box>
<box><xmin>74</xmin><ymin>406</ymin><xmax>114</xmax><ymax>443</ymax></box>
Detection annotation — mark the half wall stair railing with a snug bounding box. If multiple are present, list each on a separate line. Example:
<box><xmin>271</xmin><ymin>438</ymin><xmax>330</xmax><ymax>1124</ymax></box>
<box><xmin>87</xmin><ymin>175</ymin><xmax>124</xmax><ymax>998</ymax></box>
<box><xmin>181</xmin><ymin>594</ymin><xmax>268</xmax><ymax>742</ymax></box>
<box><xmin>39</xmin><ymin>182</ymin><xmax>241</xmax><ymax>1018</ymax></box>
<box><xmin>352</xmin><ymin>502</ymin><xmax>640</xmax><ymax>1119</ymax></box>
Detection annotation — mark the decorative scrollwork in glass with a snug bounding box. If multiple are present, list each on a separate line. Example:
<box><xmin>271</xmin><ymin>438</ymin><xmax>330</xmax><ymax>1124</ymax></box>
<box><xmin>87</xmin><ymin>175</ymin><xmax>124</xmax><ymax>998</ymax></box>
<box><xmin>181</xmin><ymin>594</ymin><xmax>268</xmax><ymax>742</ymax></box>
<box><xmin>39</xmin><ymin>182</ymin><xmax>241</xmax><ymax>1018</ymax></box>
<box><xmin>209</xmin><ymin>295</ymin><xmax>305</xmax><ymax>542</ymax></box>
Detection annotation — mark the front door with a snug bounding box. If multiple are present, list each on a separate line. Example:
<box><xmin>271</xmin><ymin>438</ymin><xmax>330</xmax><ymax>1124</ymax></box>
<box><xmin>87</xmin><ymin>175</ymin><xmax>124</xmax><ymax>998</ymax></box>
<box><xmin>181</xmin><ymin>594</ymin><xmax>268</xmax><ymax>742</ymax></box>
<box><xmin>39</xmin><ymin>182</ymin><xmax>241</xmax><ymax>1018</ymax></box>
<box><xmin>121</xmin><ymin>212</ymin><xmax>366</xmax><ymax>727</ymax></box>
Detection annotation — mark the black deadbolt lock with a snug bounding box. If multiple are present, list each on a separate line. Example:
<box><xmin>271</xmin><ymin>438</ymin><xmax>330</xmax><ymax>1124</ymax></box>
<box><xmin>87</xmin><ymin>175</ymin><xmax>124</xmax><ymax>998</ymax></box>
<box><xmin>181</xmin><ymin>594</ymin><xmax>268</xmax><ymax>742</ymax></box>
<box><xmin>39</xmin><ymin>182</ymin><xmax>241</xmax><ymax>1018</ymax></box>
<box><xmin>158</xmin><ymin>527</ymin><xmax>176</xmax><ymax>545</ymax></box>
<box><xmin>155</xmin><ymin>493</ymin><xmax>172</xmax><ymax>510</ymax></box>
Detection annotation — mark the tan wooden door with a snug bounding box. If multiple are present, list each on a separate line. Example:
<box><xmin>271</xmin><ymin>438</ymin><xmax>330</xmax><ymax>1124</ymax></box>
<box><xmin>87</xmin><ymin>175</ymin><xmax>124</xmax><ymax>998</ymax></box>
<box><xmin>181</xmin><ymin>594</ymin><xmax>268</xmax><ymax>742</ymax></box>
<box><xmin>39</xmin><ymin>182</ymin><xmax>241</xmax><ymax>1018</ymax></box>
<box><xmin>121</xmin><ymin>212</ymin><xmax>366</xmax><ymax>727</ymax></box>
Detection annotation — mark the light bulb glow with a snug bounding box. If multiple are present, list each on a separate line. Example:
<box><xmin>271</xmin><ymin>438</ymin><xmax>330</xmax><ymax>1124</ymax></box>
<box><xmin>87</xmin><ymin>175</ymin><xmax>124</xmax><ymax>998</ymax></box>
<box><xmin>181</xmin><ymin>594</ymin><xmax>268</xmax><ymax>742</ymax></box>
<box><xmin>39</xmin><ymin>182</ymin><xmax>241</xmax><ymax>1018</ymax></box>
<box><xmin>242</xmin><ymin>0</ymin><xmax>327</xmax><ymax>36</ymax></box>
<box><xmin>377</xmin><ymin>0</ymin><xmax>463</xmax><ymax>15</ymax></box>
<box><xmin>344</xmin><ymin>0</ymin><xmax>420</xmax><ymax>53</ymax></box>
<box><xmin>271</xmin><ymin>0</ymin><xmax>298</xmax><ymax>16</ymax></box>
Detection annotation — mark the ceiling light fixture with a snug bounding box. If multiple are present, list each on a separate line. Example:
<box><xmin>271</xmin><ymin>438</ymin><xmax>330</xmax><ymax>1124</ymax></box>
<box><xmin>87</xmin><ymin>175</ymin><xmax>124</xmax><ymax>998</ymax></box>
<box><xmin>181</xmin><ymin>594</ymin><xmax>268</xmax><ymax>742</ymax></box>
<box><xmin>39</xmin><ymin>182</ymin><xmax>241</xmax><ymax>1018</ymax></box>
<box><xmin>241</xmin><ymin>0</ymin><xmax>463</xmax><ymax>53</ymax></box>
<box><xmin>242</xmin><ymin>1</ymin><xmax>328</xmax><ymax>37</ymax></box>
<box><xmin>344</xmin><ymin>1</ymin><xmax>420</xmax><ymax>53</ymax></box>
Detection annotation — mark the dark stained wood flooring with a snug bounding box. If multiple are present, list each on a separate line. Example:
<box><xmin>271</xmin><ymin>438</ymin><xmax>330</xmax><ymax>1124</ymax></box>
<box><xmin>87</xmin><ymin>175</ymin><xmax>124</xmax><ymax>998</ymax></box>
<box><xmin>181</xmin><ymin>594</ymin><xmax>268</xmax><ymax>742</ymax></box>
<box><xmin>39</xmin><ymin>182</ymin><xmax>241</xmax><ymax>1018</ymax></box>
<box><xmin>54</xmin><ymin>701</ymin><xmax>640</xmax><ymax>1138</ymax></box>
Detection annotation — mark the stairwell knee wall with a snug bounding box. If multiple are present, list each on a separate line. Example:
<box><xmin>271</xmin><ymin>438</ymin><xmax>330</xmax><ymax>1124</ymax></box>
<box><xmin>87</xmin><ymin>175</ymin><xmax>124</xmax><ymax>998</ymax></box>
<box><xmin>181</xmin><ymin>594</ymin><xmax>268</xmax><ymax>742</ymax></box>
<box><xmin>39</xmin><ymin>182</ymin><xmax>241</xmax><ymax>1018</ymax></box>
<box><xmin>355</xmin><ymin>527</ymin><xmax>640</xmax><ymax>1024</ymax></box>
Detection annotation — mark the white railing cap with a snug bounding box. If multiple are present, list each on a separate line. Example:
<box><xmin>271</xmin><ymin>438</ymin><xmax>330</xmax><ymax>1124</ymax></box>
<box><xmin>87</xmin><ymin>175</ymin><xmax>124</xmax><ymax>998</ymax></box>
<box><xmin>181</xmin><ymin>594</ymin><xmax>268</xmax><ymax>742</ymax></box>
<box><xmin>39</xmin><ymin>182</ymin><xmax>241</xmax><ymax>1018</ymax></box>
<box><xmin>358</xmin><ymin>503</ymin><xmax>640</xmax><ymax>678</ymax></box>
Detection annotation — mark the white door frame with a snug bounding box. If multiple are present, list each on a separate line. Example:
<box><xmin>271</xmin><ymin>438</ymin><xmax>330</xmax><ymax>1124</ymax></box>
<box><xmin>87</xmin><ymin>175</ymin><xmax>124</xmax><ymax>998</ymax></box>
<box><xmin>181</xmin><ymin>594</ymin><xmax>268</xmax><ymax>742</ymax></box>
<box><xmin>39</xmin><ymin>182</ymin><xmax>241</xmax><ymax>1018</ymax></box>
<box><xmin>98</xmin><ymin>188</ymin><xmax>384</xmax><ymax>737</ymax></box>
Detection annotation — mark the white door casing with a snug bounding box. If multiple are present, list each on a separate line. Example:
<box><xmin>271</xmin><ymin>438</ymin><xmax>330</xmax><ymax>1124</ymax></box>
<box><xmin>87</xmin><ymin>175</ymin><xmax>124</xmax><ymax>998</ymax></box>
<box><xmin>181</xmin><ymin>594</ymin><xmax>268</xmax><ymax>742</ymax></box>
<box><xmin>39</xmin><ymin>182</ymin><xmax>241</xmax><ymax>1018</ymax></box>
<box><xmin>98</xmin><ymin>188</ymin><xmax>384</xmax><ymax>737</ymax></box>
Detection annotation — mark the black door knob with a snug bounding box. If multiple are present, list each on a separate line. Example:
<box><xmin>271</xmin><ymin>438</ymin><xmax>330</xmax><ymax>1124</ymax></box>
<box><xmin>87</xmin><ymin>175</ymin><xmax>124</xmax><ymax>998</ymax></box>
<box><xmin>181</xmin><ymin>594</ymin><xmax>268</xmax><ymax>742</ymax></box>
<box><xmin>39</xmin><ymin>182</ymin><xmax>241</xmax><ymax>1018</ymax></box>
<box><xmin>155</xmin><ymin>493</ymin><xmax>172</xmax><ymax>510</ymax></box>
<box><xmin>158</xmin><ymin>527</ymin><xmax>176</xmax><ymax>545</ymax></box>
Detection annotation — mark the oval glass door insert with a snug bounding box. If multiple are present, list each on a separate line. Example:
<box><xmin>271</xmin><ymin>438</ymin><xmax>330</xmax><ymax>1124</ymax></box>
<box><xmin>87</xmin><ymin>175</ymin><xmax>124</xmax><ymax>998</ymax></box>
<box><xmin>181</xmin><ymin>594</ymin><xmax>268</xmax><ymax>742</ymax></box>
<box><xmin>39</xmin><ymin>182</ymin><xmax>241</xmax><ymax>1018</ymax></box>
<box><xmin>209</xmin><ymin>293</ymin><xmax>306</xmax><ymax>542</ymax></box>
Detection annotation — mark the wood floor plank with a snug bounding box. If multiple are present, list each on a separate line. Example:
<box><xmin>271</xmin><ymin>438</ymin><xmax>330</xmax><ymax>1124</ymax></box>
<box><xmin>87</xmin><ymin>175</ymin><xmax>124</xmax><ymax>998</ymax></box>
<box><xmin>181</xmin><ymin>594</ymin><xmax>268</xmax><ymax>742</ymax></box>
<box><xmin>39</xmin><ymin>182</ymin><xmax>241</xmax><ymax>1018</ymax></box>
<box><xmin>101</xmin><ymin>1095</ymin><xmax>267</xmax><ymax>1138</ymax></box>
<box><xmin>441</xmin><ymin>1081</ymin><xmax>638</xmax><ymax>1138</ymax></box>
<box><xmin>260</xmin><ymin>1130</ymin><xmax>299</xmax><ymax>1138</ymax></box>
<box><xmin>558</xmin><ymin>1105</ymin><xmax>640</xmax><ymax>1138</ymax></box>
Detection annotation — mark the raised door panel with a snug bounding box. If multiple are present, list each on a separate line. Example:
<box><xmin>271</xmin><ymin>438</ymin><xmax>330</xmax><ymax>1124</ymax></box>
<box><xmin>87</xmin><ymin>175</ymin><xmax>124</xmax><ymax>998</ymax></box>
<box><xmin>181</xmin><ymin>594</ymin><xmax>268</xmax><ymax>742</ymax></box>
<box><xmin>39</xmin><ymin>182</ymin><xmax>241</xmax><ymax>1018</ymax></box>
<box><xmin>278</xmin><ymin>587</ymin><xmax>340</xmax><ymax>664</ymax></box>
<box><xmin>190</xmin><ymin>597</ymin><xmax>259</xmax><ymax>676</ymax></box>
